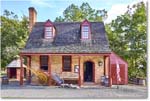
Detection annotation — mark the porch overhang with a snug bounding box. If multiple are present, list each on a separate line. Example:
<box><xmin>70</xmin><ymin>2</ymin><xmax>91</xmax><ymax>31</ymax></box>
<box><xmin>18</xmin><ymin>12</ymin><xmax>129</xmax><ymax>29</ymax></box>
<box><xmin>20</xmin><ymin>52</ymin><xmax>111</xmax><ymax>56</ymax></box>
<box><xmin>19</xmin><ymin>52</ymin><xmax>112</xmax><ymax>87</ymax></box>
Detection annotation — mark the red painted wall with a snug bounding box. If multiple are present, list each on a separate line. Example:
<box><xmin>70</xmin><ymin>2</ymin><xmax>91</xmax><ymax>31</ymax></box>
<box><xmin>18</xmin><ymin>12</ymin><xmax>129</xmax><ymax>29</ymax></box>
<box><xmin>110</xmin><ymin>52</ymin><xmax>128</xmax><ymax>85</ymax></box>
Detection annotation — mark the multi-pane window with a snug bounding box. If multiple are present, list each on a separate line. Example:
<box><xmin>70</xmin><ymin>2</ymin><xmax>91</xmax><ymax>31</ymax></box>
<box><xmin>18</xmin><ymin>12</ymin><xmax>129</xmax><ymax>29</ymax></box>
<box><xmin>82</xmin><ymin>26</ymin><xmax>89</xmax><ymax>39</ymax></box>
<box><xmin>45</xmin><ymin>27</ymin><xmax>53</xmax><ymax>38</ymax></box>
<box><xmin>63</xmin><ymin>56</ymin><xmax>71</xmax><ymax>71</ymax></box>
<box><xmin>40</xmin><ymin>56</ymin><xmax>48</xmax><ymax>70</ymax></box>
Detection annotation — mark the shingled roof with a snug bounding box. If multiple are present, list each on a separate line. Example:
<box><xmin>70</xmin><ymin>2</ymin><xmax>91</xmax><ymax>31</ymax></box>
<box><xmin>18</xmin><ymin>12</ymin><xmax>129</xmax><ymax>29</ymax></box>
<box><xmin>7</xmin><ymin>58</ymin><xmax>27</xmax><ymax>68</ymax></box>
<box><xmin>21</xmin><ymin>21</ymin><xmax>111</xmax><ymax>53</ymax></box>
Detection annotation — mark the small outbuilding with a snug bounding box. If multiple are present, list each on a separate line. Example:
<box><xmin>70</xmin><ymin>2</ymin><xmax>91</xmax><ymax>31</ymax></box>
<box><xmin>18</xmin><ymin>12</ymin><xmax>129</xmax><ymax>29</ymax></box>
<box><xmin>6</xmin><ymin>58</ymin><xmax>27</xmax><ymax>80</ymax></box>
<box><xmin>110</xmin><ymin>52</ymin><xmax>128</xmax><ymax>85</ymax></box>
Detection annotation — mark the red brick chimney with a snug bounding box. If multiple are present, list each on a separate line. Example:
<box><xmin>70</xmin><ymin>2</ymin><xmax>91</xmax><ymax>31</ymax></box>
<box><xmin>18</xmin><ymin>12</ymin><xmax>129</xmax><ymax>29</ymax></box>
<box><xmin>28</xmin><ymin>7</ymin><xmax>37</xmax><ymax>32</ymax></box>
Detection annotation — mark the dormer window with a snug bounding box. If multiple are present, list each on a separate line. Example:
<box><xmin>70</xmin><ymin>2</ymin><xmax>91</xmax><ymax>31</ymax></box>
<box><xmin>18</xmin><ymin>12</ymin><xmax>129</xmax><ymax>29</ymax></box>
<box><xmin>81</xmin><ymin>19</ymin><xmax>91</xmax><ymax>39</ymax></box>
<box><xmin>82</xmin><ymin>25</ymin><xmax>89</xmax><ymax>39</ymax></box>
<box><xmin>44</xmin><ymin>19</ymin><xmax>55</xmax><ymax>39</ymax></box>
<box><xmin>45</xmin><ymin>26</ymin><xmax>53</xmax><ymax>38</ymax></box>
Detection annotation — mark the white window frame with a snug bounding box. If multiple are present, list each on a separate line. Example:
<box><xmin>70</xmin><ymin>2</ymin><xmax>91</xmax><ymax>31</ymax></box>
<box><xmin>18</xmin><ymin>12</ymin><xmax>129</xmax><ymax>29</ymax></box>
<box><xmin>45</xmin><ymin>26</ymin><xmax>53</xmax><ymax>38</ymax></box>
<box><xmin>82</xmin><ymin>26</ymin><xmax>89</xmax><ymax>39</ymax></box>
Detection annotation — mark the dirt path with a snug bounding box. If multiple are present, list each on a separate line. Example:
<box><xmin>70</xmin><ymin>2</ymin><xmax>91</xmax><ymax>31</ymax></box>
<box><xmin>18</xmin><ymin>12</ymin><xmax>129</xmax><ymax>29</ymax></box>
<box><xmin>1</xmin><ymin>82</ymin><xmax>147</xmax><ymax>99</ymax></box>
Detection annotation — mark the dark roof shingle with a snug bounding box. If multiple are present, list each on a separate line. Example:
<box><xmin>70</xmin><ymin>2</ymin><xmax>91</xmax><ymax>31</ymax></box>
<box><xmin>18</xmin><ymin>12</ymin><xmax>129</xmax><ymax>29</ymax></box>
<box><xmin>21</xmin><ymin>22</ymin><xmax>111</xmax><ymax>53</ymax></box>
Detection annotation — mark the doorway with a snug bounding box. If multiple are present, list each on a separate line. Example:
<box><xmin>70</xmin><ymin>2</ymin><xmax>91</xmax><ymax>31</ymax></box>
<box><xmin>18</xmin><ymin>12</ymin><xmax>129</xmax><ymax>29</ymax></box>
<box><xmin>84</xmin><ymin>61</ymin><xmax>94</xmax><ymax>82</ymax></box>
<box><xmin>10</xmin><ymin>68</ymin><xmax>16</xmax><ymax>78</ymax></box>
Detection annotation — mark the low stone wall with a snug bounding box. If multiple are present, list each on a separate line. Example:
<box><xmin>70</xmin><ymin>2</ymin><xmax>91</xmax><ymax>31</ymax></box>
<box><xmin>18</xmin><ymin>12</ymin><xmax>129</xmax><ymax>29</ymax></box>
<box><xmin>130</xmin><ymin>78</ymin><xmax>146</xmax><ymax>86</ymax></box>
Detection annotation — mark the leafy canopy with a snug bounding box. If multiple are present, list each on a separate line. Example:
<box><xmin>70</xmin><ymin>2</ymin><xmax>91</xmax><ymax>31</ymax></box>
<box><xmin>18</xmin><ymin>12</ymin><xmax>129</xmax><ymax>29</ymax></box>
<box><xmin>106</xmin><ymin>2</ymin><xmax>146</xmax><ymax>78</ymax></box>
<box><xmin>1</xmin><ymin>10</ymin><xmax>29</xmax><ymax>69</ymax></box>
<box><xmin>55</xmin><ymin>2</ymin><xmax>107</xmax><ymax>22</ymax></box>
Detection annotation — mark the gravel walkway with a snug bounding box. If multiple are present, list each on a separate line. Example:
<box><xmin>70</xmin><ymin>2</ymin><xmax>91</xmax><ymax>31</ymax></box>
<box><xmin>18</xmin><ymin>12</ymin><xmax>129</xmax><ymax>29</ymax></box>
<box><xmin>1</xmin><ymin>81</ymin><xmax>148</xmax><ymax>99</ymax></box>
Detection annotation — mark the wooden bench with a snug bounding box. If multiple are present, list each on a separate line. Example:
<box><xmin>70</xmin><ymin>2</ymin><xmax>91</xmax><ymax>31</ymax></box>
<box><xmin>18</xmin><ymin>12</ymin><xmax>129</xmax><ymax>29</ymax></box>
<box><xmin>62</xmin><ymin>77</ymin><xmax>79</xmax><ymax>84</ymax></box>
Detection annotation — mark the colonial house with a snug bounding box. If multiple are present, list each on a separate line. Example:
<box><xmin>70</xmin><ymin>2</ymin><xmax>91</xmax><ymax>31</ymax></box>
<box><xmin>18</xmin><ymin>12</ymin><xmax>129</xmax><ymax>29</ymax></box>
<box><xmin>19</xmin><ymin>7</ymin><xmax>128</xmax><ymax>86</ymax></box>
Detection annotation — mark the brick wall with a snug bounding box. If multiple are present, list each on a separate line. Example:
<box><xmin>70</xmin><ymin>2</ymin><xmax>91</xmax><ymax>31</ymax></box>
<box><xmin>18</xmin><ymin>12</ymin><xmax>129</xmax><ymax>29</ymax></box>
<box><xmin>51</xmin><ymin>56</ymin><xmax>78</xmax><ymax>79</ymax></box>
<box><xmin>80</xmin><ymin>56</ymin><xmax>104</xmax><ymax>84</ymax></box>
<box><xmin>30</xmin><ymin>56</ymin><xmax>40</xmax><ymax>84</ymax></box>
<box><xmin>30</xmin><ymin>55</ymin><xmax>105</xmax><ymax>85</ymax></box>
<box><xmin>16</xmin><ymin>68</ymin><xmax>19</xmax><ymax>80</ymax></box>
<box><xmin>29</xmin><ymin>7</ymin><xmax>37</xmax><ymax>32</ymax></box>
<box><xmin>31</xmin><ymin>56</ymin><xmax>40</xmax><ymax>70</ymax></box>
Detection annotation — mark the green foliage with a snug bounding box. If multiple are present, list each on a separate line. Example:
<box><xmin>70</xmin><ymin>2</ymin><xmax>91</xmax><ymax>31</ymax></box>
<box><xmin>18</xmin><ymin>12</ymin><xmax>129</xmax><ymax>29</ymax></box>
<box><xmin>106</xmin><ymin>2</ymin><xmax>146</xmax><ymax>79</ymax></box>
<box><xmin>1</xmin><ymin>10</ymin><xmax>29</xmax><ymax>69</ymax></box>
<box><xmin>55</xmin><ymin>16</ymin><xmax>64</xmax><ymax>22</ymax></box>
<box><xmin>55</xmin><ymin>2</ymin><xmax>107</xmax><ymax>22</ymax></box>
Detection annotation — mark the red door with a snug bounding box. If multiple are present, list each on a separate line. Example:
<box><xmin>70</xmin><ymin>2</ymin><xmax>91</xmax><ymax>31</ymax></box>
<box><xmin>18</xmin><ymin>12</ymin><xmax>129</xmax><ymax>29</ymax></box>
<box><xmin>119</xmin><ymin>64</ymin><xmax>125</xmax><ymax>84</ymax></box>
<box><xmin>111</xmin><ymin>64</ymin><xmax>117</xmax><ymax>84</ymax></box>
<box><xmin>111</xmin><ymin>64</ymin><xmax>125</xmax><ymax>85</ymax></box>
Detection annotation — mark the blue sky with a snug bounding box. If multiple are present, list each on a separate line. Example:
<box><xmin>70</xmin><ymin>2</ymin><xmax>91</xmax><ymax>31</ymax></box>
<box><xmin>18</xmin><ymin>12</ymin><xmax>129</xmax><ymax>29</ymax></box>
<box><xmin>1</xmin><ymin>0</ymin><xmax>147</xmax><ymax>23</ymax></box>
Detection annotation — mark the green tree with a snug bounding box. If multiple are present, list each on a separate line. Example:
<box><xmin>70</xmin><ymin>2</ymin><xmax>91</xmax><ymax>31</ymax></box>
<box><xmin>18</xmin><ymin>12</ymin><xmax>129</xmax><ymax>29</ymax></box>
<box><xmin>55</xmin><ymin>16</ymin><xmax>64</xmax><ymax>22</ymax></box>
<box><xmin>106</xmin><ymin>2</ymin><xmax>146</xmax><ymax>79</ymax></box>
<box><xmin>1</xmin><ymin>10</ymin><xmax>29</xmax><ymax>69</ymax></box>
<box><xmin>55</xmin><ymin>2</ymin><xmax>107</xmax><ymax>22</ymax></box>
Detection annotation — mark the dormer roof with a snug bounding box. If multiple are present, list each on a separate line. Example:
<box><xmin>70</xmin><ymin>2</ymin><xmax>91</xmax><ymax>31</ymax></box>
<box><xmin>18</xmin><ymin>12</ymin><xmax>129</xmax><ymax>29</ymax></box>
<box><xmin>44</xmin><ymin>19</ymin><xmax>53</xmax><ymax>26</ymax></box>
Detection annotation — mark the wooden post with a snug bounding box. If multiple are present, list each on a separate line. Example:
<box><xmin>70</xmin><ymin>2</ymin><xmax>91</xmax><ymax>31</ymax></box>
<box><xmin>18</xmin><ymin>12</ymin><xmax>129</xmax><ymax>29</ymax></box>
<box><xmin>108</xmin><ymin>56</ymin><xmax>112</xmax><ymax>87</ymax></box>
<box><xmin>78</xmin><ymin>56</ymin><xmax>81</xmax><ymax>86</ymax></box>
<box><xmin>7</xmin><ymin>69</ymin><xmax>10</xmax><ymax>79</ymax></box>
<box><xmin>20</xmin><ymin>55</ymin><xmax>23</xmax><ymax>85</ymax></box>
<box><xmin>104</xmin><ymin>56</ymin><xmax>106</xmax><ymax>76</ymax></box>
<box><xmin>27</xmin><ymin>56</ymin><xmax>31</xmax><ymax>83</ymax></box>
<box><xmin>104</xmin><ymin>56</ymin><xmax>109</xmax><ymax>76</ymax></box>
<box><xmin>48</xmin><ymin>55</ymin><xmax>51</xmax><ymax>86</ymax></box>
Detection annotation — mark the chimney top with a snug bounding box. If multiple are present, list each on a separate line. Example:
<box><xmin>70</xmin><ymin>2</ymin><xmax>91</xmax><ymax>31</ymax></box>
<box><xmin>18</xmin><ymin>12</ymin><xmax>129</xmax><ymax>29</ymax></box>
<box><xmin>28</xmin><ymin>7</ymin><xmax>37</xmax><ymax>32</ymax></box>
<box><xmin>28</xmin><ymin>7</ymin><xmax>37</xmax><ymax>14</ymax></box>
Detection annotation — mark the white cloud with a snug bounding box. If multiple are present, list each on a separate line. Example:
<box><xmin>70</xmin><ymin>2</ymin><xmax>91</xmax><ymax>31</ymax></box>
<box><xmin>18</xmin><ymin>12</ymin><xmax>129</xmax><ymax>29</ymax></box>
<box><xmin>105</xmin><ymin>4</ymin><xmax>127</xmax><ymax>23</ymax></box>
<box><xmin>30</xmin><ymin>0</ymin><xmax>54</xmax><ymax>8</ymax></box>
<box><xmin>104</xmin><ymin>0</ymin><xmax>148</xmax><ymax>24</ymax></box>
